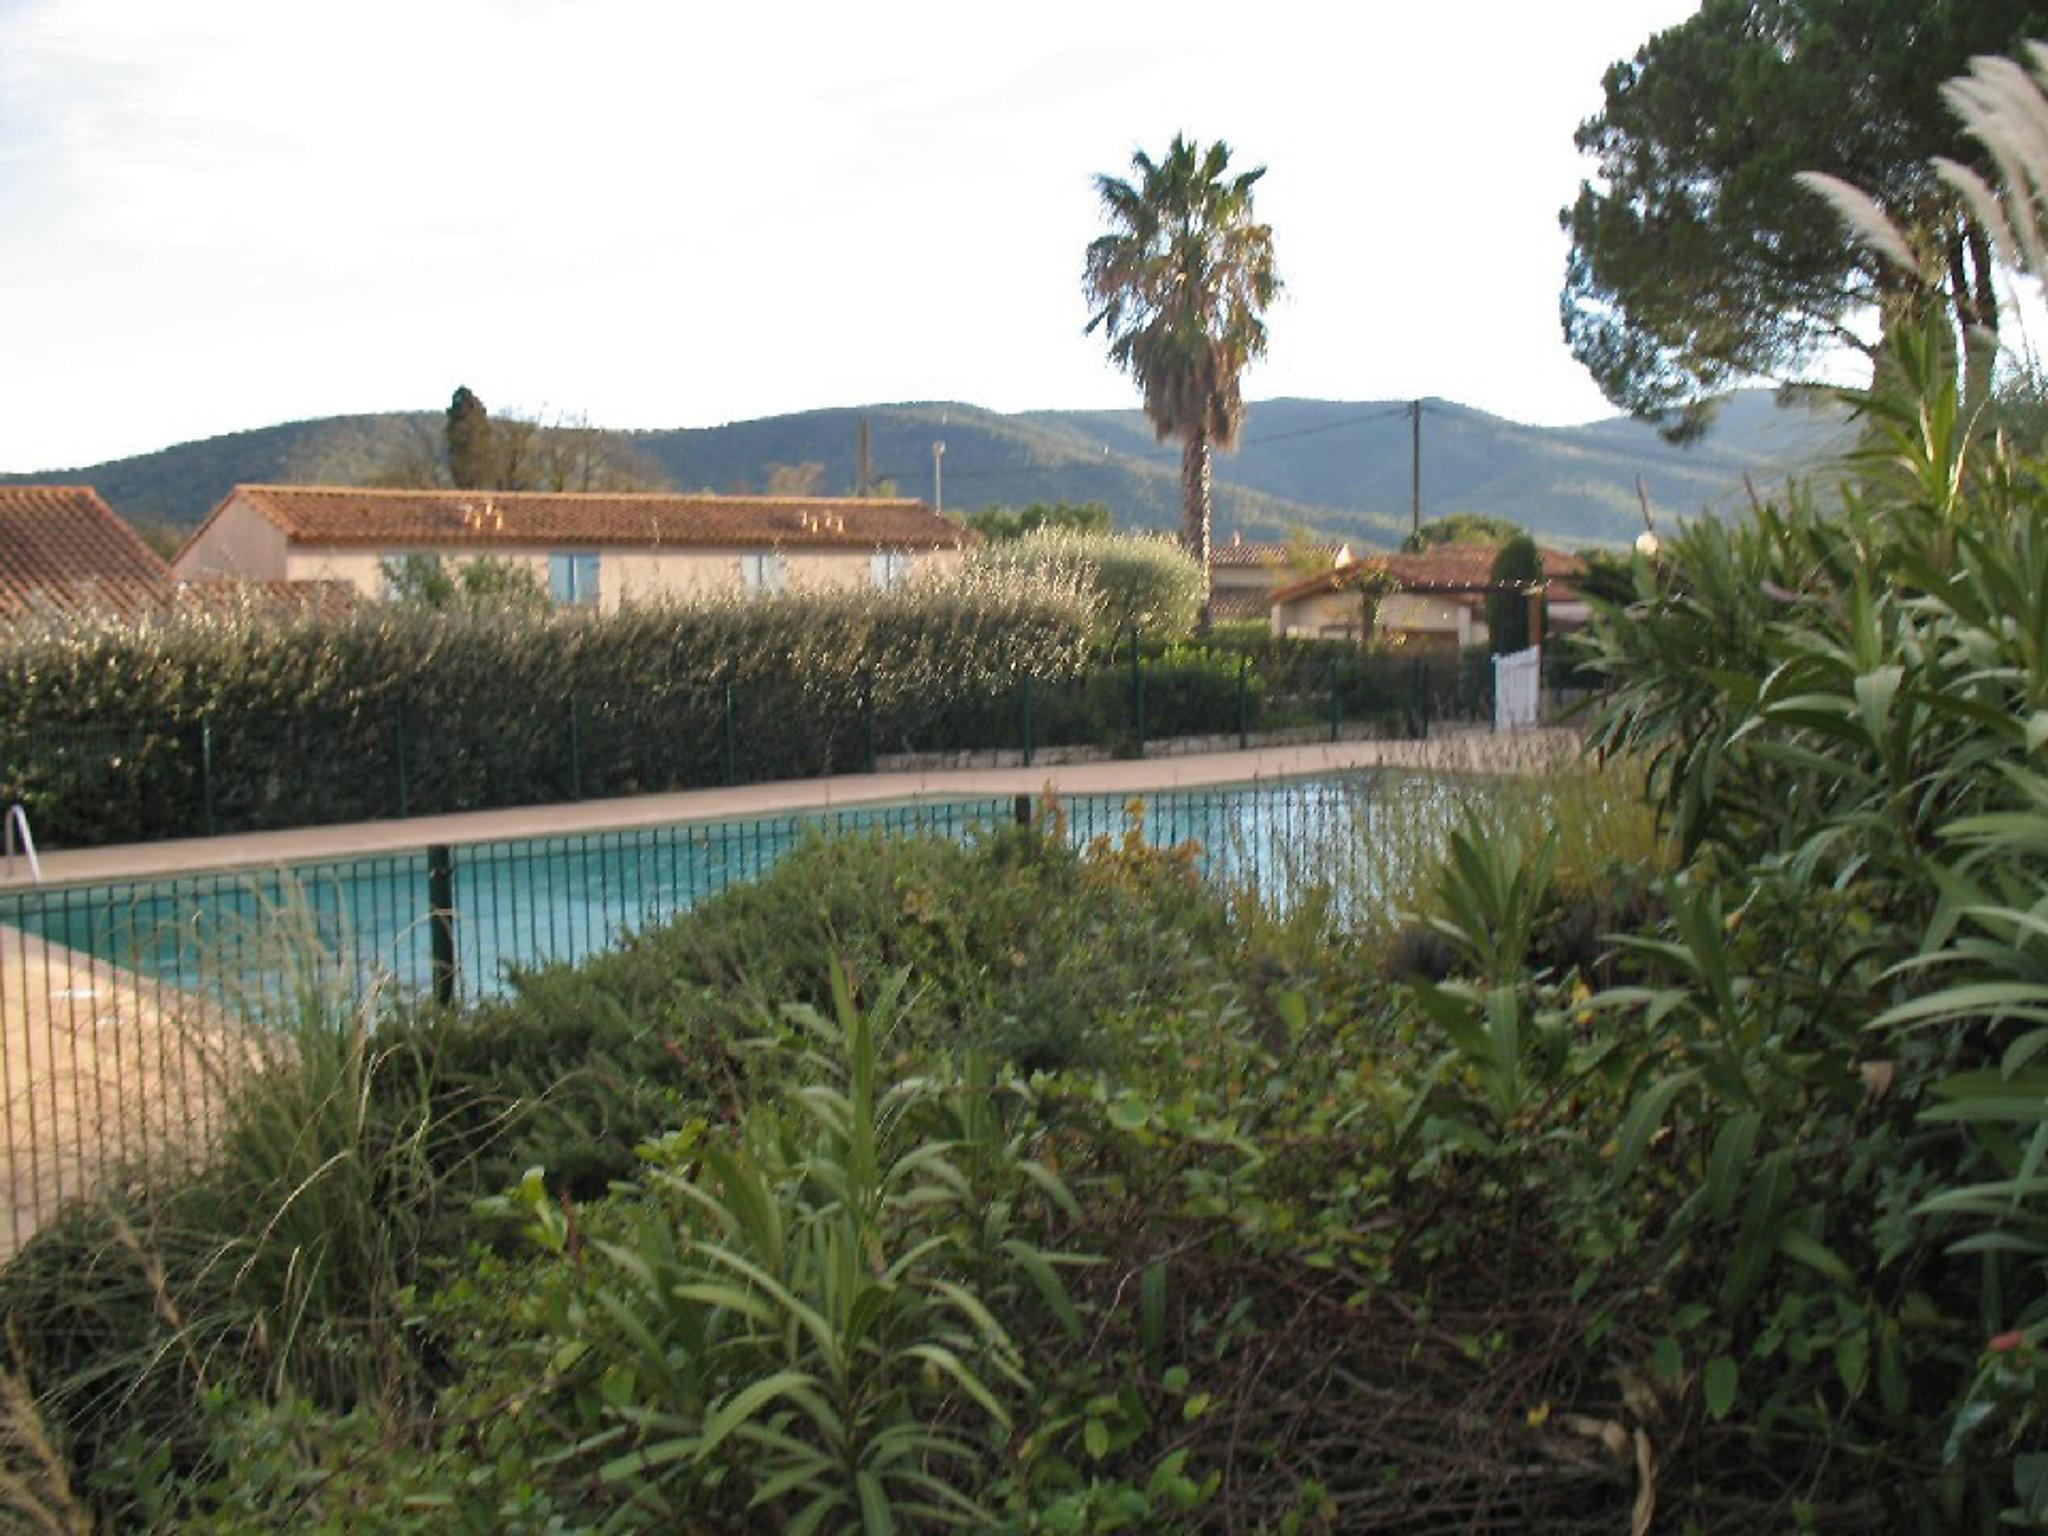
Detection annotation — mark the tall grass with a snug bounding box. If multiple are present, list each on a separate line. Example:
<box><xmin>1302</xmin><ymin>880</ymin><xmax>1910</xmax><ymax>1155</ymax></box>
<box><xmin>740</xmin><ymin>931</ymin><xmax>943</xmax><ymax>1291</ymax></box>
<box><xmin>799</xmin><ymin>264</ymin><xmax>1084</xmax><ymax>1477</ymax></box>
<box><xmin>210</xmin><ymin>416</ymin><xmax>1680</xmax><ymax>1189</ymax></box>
<box><xmin>0</xmin><ymin>1367</ymin><xmax>90</xmax><ymax>1536</ymax></box>
<box><xmin>1</xmin><ymin>883</ymin><xmax>446</xmax><ymax>1519</ymax></box>
<box><xmin>1248</xmin><ymin>755</ymin><xmax>1666</xmax><ymax>941</ymax></box>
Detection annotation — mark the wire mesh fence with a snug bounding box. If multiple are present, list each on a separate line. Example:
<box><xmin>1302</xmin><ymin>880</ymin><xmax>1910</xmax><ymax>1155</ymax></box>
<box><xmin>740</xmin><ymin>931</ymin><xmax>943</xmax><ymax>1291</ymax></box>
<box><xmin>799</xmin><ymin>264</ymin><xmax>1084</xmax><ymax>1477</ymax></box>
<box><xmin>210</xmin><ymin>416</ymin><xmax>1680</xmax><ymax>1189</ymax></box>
<box><xmin>0</xmin><ymin>776</ymin><xmax>1455</xmax><ymax>1257</ymax></box>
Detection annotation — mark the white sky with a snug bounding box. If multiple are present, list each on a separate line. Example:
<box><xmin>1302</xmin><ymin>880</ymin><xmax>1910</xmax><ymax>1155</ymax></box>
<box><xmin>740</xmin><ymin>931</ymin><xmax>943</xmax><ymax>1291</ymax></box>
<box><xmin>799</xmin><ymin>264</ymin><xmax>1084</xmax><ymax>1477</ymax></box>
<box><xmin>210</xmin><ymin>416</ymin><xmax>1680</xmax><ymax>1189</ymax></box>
<box><xmin>0</xmin><ymin>0</ymin><xmax>1705</xmax><ymax>471</ymax></box>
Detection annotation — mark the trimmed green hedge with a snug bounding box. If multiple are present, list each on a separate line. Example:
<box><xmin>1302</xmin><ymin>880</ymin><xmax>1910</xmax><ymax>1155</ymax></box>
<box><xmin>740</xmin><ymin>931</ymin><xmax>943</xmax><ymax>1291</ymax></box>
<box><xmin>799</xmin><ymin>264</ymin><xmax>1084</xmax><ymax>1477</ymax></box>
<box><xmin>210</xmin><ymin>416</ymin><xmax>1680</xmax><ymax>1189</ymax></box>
<box><xmin>0</xmin><ymin>579</ymin><xmax>1506</xmax><ymax>847</ymax></box>
<box><xmin>0</xmin><ymin>574</ymin><xmax>1096</xmax><ymax>846</ymax></box>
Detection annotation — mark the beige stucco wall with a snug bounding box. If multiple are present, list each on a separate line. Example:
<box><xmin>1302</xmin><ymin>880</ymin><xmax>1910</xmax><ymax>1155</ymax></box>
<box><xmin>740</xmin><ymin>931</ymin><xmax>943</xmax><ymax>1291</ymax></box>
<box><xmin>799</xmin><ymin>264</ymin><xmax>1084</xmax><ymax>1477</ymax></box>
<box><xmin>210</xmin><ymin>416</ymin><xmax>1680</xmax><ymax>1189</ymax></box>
<box><xmin>172</xmin><ymin>496</ymin><xmax>290</xmax><ymax>581</ymax></box>
<box><xmin>1272</xmin><ymin>589</ymin><xmax>1481</xmax><ymax>647</ymax></box>
<box><xmin>1211</xmin><ymin>565</ymin><xmax>1285</xmax><ymax>594</ymax></box>
<box><xmin>1211</xmin><ymin>545</ymin><xmax>1354</xmax><ymax>600</ymax></box>
<box><xmin>275</xmin><ymin>543</ymin><xmax>965</xmax><ymax>611</ymax></box>
<box><xmin>607</xmin><ymin>546</ymin><xmax>963</xmax><ymax>606</ymax></box>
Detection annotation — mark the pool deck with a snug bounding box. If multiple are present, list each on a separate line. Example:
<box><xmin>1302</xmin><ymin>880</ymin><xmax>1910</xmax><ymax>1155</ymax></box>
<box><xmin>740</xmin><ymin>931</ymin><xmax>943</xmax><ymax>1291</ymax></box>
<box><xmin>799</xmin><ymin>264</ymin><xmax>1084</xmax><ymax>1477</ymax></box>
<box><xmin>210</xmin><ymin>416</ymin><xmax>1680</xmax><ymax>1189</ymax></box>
<box><xmin>6</xmin><ymin>727</ymin><xmax>1579</xmax><ymax>889</ymax></box>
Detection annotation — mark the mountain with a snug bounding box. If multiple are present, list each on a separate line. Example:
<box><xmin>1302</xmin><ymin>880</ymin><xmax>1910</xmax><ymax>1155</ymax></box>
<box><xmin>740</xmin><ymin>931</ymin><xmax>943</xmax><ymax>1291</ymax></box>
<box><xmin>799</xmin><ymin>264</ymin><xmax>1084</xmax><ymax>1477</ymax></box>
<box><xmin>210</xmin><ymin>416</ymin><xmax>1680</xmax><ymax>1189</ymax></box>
<box><xmin>0</xmin><ymin>390</ymin><xmax>1855</xmax><ymax>553</ymax></box>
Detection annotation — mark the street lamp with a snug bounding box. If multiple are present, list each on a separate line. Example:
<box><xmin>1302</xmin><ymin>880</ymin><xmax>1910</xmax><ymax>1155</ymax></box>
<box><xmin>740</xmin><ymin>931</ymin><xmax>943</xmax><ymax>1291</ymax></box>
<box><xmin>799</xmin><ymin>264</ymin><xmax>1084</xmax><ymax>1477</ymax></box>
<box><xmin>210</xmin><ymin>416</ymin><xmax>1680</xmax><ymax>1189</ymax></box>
<box><xmin>932</xmin><ymin>441</ymin><xmax>946</xmax><ymax>516</ymax></box>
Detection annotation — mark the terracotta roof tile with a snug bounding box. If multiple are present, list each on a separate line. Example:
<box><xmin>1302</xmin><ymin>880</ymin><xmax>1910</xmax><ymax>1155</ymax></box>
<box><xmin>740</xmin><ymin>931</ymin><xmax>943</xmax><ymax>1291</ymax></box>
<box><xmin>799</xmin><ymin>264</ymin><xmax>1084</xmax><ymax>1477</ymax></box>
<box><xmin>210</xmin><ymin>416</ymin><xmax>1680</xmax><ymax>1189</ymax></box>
<box><xmin>1269</xmin><ymin>544</ymin><xmax>1583</xmax><ymax>606</ymax></box>
<box><xmin>1210</xmin><ymin>539</ymin><xmax>1347</xmax><ymax>570</ymax></box>
<box><xmin>0</xmin><ymin>486</ymin><xmax>170</xmax><ymax>613</ymax></box>
<box><xmin>1208</xmin><ymin>587</ymin><xmax>1275</xmax><ymax>620</ymax></box>
<box><xmin>216</xmin><ymin>485</ymin><xmax>974</xmax><ymax>552</ymax></box>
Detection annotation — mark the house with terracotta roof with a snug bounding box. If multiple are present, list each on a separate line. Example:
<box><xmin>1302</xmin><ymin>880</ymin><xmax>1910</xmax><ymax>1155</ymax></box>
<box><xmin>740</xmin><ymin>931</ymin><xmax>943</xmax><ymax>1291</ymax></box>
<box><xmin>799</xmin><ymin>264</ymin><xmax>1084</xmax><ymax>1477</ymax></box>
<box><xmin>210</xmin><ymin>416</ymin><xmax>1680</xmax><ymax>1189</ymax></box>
<box><xmin>1207</xmin><ymin>531</ymin><xmax>1354</xmax><ymax>622</ymax></box>
<box><xmin>172</xmin><ymin>485</ymin><xmax>976</xmax><ymax>610</ymax></box>
<box><xmin>0</xmin><ymin>484</ymin><xmax>361</xmax><ymax>623</ymax></box>
<box><xmin>0</xmin><ymin>485</ymin><xmax>179</xmax><ymax>619</ymax></box>
<box><xmin>1268</xmin><ymin>544</ymin><xmax>1586</xmax><ymax>649</ymax></box>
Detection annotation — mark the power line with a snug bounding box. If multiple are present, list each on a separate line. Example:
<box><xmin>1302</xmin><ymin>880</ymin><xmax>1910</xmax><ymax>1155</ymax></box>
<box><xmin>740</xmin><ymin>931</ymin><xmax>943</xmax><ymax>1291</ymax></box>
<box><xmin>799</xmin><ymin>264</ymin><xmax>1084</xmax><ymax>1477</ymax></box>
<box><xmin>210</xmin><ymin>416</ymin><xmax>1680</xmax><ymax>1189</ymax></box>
<box><xmin>1237</xmin><ymin>403</ymin><xmax>1417</xmax><ymax>450</ymax></box>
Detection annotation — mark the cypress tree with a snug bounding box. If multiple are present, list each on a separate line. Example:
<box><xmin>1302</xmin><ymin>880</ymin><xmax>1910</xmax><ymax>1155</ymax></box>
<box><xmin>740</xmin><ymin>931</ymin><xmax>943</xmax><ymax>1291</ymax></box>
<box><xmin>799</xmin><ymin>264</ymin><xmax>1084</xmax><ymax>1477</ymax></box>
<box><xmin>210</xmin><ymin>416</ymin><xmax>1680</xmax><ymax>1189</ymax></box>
<box><xmin>446</xmin><ymin>386</ymin><xmax>494</xmax><ymax>490</ymax></box>
<box><xmin>1485</xmin><ymin>533</ymin><xmax>1545</xmax><ymax>654</ymax></box>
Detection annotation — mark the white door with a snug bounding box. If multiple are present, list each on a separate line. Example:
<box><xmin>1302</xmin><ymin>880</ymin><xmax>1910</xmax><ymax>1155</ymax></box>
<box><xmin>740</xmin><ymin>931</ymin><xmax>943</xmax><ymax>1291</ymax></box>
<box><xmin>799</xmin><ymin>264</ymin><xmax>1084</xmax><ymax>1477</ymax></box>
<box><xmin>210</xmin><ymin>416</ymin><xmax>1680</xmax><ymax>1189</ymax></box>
<box><xmin>1493</xmin><ymin>645</ymin><xmax>1541</xmax><ymax>731</ymax></box>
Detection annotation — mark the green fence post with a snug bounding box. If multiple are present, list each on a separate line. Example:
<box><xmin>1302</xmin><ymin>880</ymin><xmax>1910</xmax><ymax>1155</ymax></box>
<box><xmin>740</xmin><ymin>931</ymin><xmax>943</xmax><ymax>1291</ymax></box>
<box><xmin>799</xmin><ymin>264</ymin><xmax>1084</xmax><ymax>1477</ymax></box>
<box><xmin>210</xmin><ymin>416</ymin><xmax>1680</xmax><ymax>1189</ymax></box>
<box><xmin>427</xmin><ymin>843</ymin><xmax>456</xmax><ymax>1007</ymax></box>
<box><xmin>1237</xmin><ymin>655</ymin><xmax>1250</xmax><ymax>751</ymax></box>
<box><xmin>1128</xmin><ymin>624</ymin><xmax>1145</xmax><ymax>759</ymax></box>
<box><xmin>198</xmin><ymin>716</ymin><xmax>217</xmax><ymax>837</ymax></box>
<box><xmin>392</xmin><ymin>700</ymin><xmax>412</xmax><ymax>818</ymax></box>
<box><xmin>1020</xmin><ymin>674</ymin><xmax>1035</xmax><ymax>768</ymax></box>
<box><xmin>722</xmin><ymin>680</ymin><xmax>737</xmax><ymax>786</ymax></box>
<box><xmin>1327</xmin><ymin>659</ymin><xmax>1341</xmax><ymax>744</ymax></box>
<box><xmin>568</xmin><ymin>694</ymin><xmax>584</xmax><ymax>801</ymax></box>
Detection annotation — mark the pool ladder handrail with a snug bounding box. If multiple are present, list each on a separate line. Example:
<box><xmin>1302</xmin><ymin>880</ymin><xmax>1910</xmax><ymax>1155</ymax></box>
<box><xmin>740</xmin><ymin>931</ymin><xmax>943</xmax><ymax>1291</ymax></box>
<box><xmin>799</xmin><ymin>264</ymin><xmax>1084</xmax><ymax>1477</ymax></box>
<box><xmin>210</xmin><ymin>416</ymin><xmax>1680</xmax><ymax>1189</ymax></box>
<box><xmin>5</xmin><ymin>803</ymin><xmax>43</xmax><ymax>884</ymax></box>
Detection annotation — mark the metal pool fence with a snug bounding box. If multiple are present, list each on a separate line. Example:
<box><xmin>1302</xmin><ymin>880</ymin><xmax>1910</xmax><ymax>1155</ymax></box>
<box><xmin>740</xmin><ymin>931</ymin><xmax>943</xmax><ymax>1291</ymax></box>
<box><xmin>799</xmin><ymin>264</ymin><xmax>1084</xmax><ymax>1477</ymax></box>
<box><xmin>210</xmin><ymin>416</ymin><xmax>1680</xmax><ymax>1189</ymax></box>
<box><xmin>0</xmin><ymin>777</ymin><xmax>1426</xmax><ymax>1257</ymax></box>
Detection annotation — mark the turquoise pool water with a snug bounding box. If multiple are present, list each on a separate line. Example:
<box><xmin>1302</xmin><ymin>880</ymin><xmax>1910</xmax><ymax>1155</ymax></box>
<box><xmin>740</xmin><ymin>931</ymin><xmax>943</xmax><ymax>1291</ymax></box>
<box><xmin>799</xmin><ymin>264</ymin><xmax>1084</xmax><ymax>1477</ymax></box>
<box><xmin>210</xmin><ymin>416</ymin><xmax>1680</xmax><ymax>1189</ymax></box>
<box><xmin>1</xmin><ymin>775</ymin><xmax>1404</xmax><ymax>1010</ymax></box>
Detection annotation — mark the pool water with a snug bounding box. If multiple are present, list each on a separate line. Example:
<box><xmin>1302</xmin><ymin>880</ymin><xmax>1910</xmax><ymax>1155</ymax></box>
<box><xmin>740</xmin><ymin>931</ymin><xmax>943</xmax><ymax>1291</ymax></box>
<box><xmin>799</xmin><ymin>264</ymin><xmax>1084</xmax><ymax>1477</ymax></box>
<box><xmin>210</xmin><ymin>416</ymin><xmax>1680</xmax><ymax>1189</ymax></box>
<box><xmin>3</xmin><ymin>775</ymin><xmax>1412</xmax><ymax>1011</ymax></box>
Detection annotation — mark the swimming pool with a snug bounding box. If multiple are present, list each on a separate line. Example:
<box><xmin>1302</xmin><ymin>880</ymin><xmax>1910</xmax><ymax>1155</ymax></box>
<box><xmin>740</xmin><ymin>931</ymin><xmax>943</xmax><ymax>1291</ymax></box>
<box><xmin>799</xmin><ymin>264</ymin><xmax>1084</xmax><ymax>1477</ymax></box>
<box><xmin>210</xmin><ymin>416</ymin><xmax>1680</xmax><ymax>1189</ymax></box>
<box><xmin>0</xmin><ymin>774</ymin><xmax>1418</xmax><ymax>1013</ymax></box>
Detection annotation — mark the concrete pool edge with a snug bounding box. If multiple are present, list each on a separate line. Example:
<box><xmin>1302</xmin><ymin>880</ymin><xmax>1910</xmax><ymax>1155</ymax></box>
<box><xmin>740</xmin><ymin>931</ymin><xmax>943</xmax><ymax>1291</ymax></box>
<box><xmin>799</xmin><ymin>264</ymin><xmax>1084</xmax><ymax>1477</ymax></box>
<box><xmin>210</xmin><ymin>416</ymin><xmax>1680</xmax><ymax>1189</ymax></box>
<box><xmin>4</xmin><ymin>728</ymin><xmax>1581</xmax><ymax>892</ymax></box>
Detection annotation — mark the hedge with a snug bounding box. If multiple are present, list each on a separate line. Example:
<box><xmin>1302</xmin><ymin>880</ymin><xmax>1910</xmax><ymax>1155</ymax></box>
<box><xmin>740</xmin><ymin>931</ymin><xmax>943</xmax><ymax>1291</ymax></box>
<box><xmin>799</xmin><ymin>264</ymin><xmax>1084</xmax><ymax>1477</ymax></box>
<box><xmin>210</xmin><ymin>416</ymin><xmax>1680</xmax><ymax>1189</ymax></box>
<box><xmin>0</xmin><ymin>581</ymin><xmax>1509</xmax><ymax>848</ymax></box>
<box><xmin>0</xmin><ymin>573</ymin><xmax>1097</xmax><ymax>847</ymax></box>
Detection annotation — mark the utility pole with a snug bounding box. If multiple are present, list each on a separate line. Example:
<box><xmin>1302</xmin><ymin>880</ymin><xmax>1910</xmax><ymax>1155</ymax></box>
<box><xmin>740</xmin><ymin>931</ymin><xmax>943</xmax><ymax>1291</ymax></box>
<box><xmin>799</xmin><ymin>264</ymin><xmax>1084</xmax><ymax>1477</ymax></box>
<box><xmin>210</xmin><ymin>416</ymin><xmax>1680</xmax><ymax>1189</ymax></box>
<box><xmin>856</xmin><ymin>416</ymin><xmax>874</xmax><ymax>498</ymax></box>
<box><xmin>932</xmin><ymin>440</ymin><xmax>946</xmax><ymax>516</ymax></box>
<box><xmin>1409</xmin><ymin>399</ymin><xmax>1422</xmax><ymax>539</ymax></box>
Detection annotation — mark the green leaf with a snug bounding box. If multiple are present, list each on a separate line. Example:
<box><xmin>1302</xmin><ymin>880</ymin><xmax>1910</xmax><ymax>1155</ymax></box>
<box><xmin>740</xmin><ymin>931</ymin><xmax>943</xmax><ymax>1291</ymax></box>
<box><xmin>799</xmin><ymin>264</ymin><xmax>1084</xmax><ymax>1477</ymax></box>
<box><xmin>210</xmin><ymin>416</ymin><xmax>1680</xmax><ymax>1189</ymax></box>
<box><xmin>1704</xmin><ymin>1111</ymin><xmax>1761</xmax><ymax>1221</ymax></box>
<box><xmin>904</xmin><ymin>1344</ymin><xmax>1009</xmax><ymax>1428</ymax></box>
<box><xmin>857</xmin><ymin>1469</ymin><xmax>897</xmax><ymax>1536</ymax></box>
<box><xmin>1777</xmin><ymin>1230</ymin><xmax>1855</xmax><ymax>1287</ymax></box>
<box><xmin>1083</xmin><ymin>1418</ymin><xmax>1110</xmax><ymax>1460</ymax></box>
<box><xmin>1877</xmin><ymin>1327</ymin><xmax>1909</xmax><ymax>1417</ymax></box>
<box><xmin>1835</xmin><ymin>1329</ymin><xmax>1869</xmax><ymax>1398</ymax></box>
<box><xmin>1722</xmin><ymin>1149</ymin><xmax>1792</xmax><ymax>1308</ymax></box>
<box><xmin>1613</xmin><ymin>1068</ymin><xmax>1700</xmax><ymax>1179</ymax></box>
<box><xmin>1141</xmin><ymin>1262</ymin><xmax>1169</xmax><ymax>1366</ymax></box>
<box><xmin>601</xmin><ymin>1435</ymin><xmax>701</xmax><ymax>1482</ymax></box>
<box><xmin>1703</xmin><ymin>1356</ymin><xmax>1738</xmax><ymax>1420</ymax></box>
<box><xmin>1651</xmin><ymin>1334</ymin><xmax>1683</xmax><ymax>1384</ymax></box>
<box><xmin>1000</xmin><ymin>1239</ymin><xmax>1083</xmax><ymax>1340</ymax></box>
<box><xmin>698</xmin><ymin>1370</ymin><xmax>821</xmax><ymax>1460</ymax></box>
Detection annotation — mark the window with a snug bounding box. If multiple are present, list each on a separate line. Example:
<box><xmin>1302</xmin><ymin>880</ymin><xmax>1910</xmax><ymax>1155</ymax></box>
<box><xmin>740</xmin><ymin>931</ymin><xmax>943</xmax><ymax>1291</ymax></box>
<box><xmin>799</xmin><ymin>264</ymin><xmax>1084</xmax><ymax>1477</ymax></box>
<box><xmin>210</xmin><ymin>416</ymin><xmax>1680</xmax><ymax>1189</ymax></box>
<box><xmin>740</xmin><ymin>551</ymin><xmax>786</xmax><ymax>595</ymax></box>
<box><xmin>870</xmin><ymin>551</ymin><xmax>912</xmax><ymax>590</ymax></box>
<box><xmin>549</xmin><ymin>551</ymin><xmax>600</xmax><ymax>606</ymax></box>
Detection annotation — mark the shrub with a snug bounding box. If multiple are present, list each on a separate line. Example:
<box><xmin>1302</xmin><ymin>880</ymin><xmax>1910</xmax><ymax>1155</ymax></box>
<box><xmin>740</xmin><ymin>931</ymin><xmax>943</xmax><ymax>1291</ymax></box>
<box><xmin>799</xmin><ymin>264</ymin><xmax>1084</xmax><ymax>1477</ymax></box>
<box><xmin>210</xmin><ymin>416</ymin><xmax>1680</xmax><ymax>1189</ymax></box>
<box><xmin>1565</xmin><ymin>319</ymin><xmax>2048</xmax><ymax>1522</ymax></box>
<box><xmin>969</xmin><ymin>530</ymin><xmax>1203</xmax><ymax>641</ymax></box>
<box><xmin>0</xmin><ymin>570</ymin><xmax>1097</xmax><ymax>846</ymax></box>
<box><xmin>529</xmin><ymin>970</ymin><xmax>1081</xmax><ymax>1530</ymax></box>
<box><xmin>1484</xmin><ymin>533</ymin><xmax>1544</xmax><ymax>654</ymax></box>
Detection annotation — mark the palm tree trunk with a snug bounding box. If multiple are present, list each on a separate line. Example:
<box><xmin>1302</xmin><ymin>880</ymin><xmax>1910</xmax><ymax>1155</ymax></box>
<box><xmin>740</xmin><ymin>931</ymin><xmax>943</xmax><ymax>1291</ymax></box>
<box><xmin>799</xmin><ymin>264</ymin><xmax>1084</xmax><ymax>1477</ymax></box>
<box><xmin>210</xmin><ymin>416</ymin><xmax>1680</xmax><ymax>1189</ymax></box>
<box><xmin>1182</xmin><ymin>428</ymin><xmax>1213</xmax><ymax>629</ymax></box>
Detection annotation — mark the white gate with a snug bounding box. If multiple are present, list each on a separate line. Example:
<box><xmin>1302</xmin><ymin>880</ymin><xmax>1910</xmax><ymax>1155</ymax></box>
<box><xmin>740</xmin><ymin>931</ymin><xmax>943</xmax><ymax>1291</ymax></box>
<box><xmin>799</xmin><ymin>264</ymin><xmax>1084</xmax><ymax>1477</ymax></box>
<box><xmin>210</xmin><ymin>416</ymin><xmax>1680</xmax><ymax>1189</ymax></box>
<box><xmin>1493</xmin><ymin>645</ymin><xmax>1541</xmax><ymax>731</ymax></box>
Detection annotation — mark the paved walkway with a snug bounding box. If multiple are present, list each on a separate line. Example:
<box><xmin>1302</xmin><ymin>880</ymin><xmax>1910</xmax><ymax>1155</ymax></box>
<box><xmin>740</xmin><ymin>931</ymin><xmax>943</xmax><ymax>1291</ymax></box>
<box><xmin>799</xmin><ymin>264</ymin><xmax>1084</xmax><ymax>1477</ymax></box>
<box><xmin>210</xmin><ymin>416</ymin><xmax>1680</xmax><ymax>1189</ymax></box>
<box><xmin>1</xmin><ymin>925</ymin><xmax>228</xmax><ymax>1262</ymax></box>
<box><xmin>6</xmin><ymin>728</ymin><xmax>1580</xmax><ymax>889</ymax></box>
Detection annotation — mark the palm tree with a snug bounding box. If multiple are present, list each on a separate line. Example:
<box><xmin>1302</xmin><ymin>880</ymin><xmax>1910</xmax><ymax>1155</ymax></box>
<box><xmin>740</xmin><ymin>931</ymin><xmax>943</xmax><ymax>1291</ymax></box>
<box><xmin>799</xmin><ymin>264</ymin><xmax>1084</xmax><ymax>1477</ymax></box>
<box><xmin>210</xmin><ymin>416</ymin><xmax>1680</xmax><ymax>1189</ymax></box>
<box><xmin>1084</xmin><ymin>135</ymin><xmax>1280</xmax><ymax>625</ymax></box>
